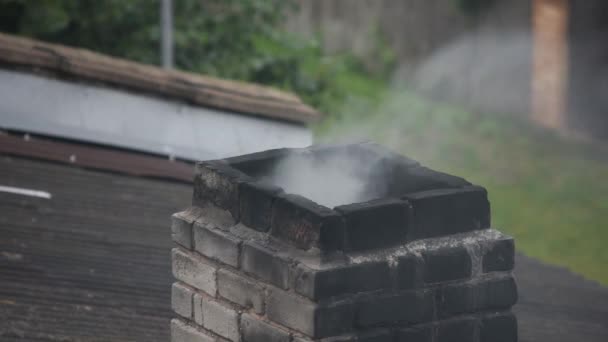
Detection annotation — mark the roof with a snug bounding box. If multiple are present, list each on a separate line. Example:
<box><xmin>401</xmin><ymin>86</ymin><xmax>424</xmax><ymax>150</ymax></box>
<box><xmin>1</xmin><ymin>152</ymin><xmax>607</xmax><ymax>341</ymax></box>
<box><xmin>0</xmin><ymin>32</ymin><xmax>320</xmax><ymax>124</ymax></box>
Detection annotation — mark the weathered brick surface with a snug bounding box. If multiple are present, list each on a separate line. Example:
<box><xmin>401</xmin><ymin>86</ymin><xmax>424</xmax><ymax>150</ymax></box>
<box><xmin>218</xmin><ymin>269</ymin><xmax>265</xmax><ymax>314</ymax></box>
<box><xmin>271</xmin><ymin>193</ymin><xmax>345</xmax><ymax>251</ymax></box>
<box><xmin>404</xmin><ymin>186</ymin><xmax>490</xmax><ymax>239</ymax></box>
<box><xmin>172</xmin><ymin>248</ymin><xmax>217</xmax><ymax>296</ymax></box>
<box><xmin>335</xmin><ymin>198</ymin><xmax>409</xmax><ymax>251</ymax></box>
<box><xmin>193</xmin><ymin>293</ymin><xmax>203</xmax><ymax>325</ymax></box>
<box><xmin>438</xmin><ymin>276</ymin><xmax>518</xmax><ymax>317</ymax></box>
<box><xmin>356</xmin><ymin>290</ymin><xmax>434</xmax><ymax>327</ymax></box>
<box><xmin>240</xmin><ymin>242</ymin><xmax>291</xmax><ymax>289</ymax></box>
<box><xmin>201</xmin><ymin>297</ymin><xmax>240</xmax><ymax>341</ymax></box>
<box><xmin>239</xmin><ymin>181</ymin><xmax>281</xmax><ymax>232</ymax></box>
<box><xmin>193</xmin><ymin>161</ymin><xmax>250</xmax><ymax>218</ymax></box>
<box><xmin>294</xmin><ymin>261</ymin><xmax>391</xmax><ymax>300</ymax></box>
<box><xmin>172</xmin><ymin>282</ymin><xmax>193</xmax><ymax>319</ymax></box>
<box><xmin>357</xmin><ymin>329</ymin><xmax>394</xmax><ymax>342</ymax></box>
<box><xmin>395</xmin><ymin>325</ymin><xmax>433</xmax><ymax>342</ymax></box>
<box><xmin>171</xmin><ymin>319</ymin><xmax>215</xmax><ymax>342</ymax></box>
<box><xmin>480</xmin><ymin>312</ymin><xmax>517</xmax><ymax>342</ymax></box>
<box><xmin>241</xmin><ymin>313</ymin><xmax>291</xmax><ymax>342</ymax></box>
<box><xmin>172</xmin><ymin>212</ymin><xmax>195</xmax><ymax>249</ymax></box>
<box><xmin>436</xmin><ymin>317</ymin><xmax>477</xmax><ymax>342</ymax></box>
<box><xmin>266</xmin><ymin>288</ymin><xmax>354</xmax><ymax>338</ymax></box>
<box><xmin>313</xmin><ymin>329</ymin><xmax>393</xmax><ymax>342</ymax></box>
<box><xmin>396</xmin><ymin>253</ymin><xmax>423</xmax><ymax>289</ymax></box>
<box><xmin>482</xmin><ymin>237</ymin><xmax>515</xmax><ymax>273</ymax></box>
<box><xmin>422</xmin><ymin>246</ymin><xmax>472</xmax><ymax>284</ymax></box>
<box><xmin>194</xmin><ymin>224</ymin><xmax>241</xmax><ymax>267</ymax></box>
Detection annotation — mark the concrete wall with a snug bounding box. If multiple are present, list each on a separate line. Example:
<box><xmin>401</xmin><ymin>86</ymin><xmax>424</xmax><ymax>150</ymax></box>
<box><xmin>0</xmin><ymin>69</ymin><xmax>313</xmax><ymax>161</ymax></box>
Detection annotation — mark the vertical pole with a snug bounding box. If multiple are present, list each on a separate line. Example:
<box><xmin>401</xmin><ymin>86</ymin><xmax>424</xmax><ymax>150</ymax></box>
<box><xmin>161</xmin><ymin>0</ymin><xmax>174</xmax><ymax>69</ymax></box>
<box><xmin>532</xmin><ymin>0</ymin><xmax>569</xmax><ymax>131</ymax></box>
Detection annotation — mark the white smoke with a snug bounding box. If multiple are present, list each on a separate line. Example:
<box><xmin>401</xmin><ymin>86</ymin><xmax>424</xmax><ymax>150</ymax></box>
<box><xmin>263</xmin><ymin>149</ymin><xmax>381</xmax><ymax>208</ymax></box>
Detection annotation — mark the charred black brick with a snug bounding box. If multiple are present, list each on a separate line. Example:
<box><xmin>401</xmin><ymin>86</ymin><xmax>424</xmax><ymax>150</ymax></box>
<box><xmin>409</xmin><ymin>166</ymin><xmax>471</xmax><ymax>189</ymax></box>
<box><xmin>193</xmin><ymin>161</ymin><xmax>250</xmax><ymax>218</ymax></box>
<box><xmin>396</xmin><ymin>253</ymin><xmax>424</xmax><ymax>289</ymax></box>
<box><xmin>335</xmin><ymin>198</ymin><xmax>409</xmax><ymax>251</ymax></box>
<box><xmin>422</xmin><ymin>246</ymin><xmax>472</xmax><ymax>284</ymax></box>
<box><xmin>266</xmin><ymin>288</ymin><xmax>354</xmax><ymax>338</ymax></box>
<box><xmin>358</xmin><ymin>329</ymin><xmax>394</xmax><ymax>342</ymax></box>
<box><xmin>356</xmin><ymin>290</ymin><xmax>434</xmax><ymax>327</ymax></box>
<box><xmin>385</xmin><ymin>166</ymin><xmax>471</xmax><ymax>197</ymax></box>
<box><xmin>482</xmin><ymin>237</ymin><xmax>515</xmax><ymax>273</ymax></box>
<box><xmin>240</xmin><ymin>313</ymin><xmax>291</xmax><ymax>342</ymax></box>
<box><xmin>294</xmin><ymin>261</ymin><xmax>391</xmax><ymax>300</ymax></box>
<box><xmin>436</xmin><ymin>317</ymin><xmax>477</xmax><ymax>342</ymax></box>
<box><xmin>403</xmin><ymin>186</ymin><xmax>490</xmax><ymax>240</ymax></box>
<box><xmin>395</xmin><ymin>325</ymin><xmax>433</xmax><ymax>342</ymax></box>
<box><xmin>484</xmin><ymin>276</ymin><xmax>518</xmax><ymax>309</ymax></box>
<box><xmin>437</xmin><ymin>282</ymin><xmax>476</xmax><ymax>318</ymax></box>
<box><xmin>438</xmin><ymin>276</ymin><xmax>518</xmax><ymax>317</ymax></box>
<box><xmin>241</xmin><ymin>242</ymin><xmax>291</xmax><ymax>289</ymax></box>
<box><xmin>271</xmin><ymin>193</ymin><xmax>345</xmax><ymax>251</ymax></box>
<box><xmin>480</xmin><ymin>312</ymin><xmax>518</xmax><ymax>342</ymax></box>
<box><xmin>240</xmin><ymin>181</ymin><xmax>282</xmax><ymax>232</ymax></box>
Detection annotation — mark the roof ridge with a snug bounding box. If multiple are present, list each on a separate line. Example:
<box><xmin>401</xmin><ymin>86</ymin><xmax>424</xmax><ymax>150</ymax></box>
<box><xmin>0</xmin><ymin>33</ymin><xmax>321</xmax><ymax>124</ymax></box>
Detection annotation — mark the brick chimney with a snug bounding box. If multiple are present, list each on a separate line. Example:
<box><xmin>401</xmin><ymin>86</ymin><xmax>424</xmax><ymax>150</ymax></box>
<box><xmin>170</xmin><ymin>143</ymin><xmax>517</xmax><ymax>342</ymax></box>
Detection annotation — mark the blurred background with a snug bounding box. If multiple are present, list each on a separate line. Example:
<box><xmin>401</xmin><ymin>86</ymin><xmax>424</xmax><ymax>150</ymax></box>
<box><xmin>0</xmin><ymin>0</ymin><xmax>606</xmax><ymax>288</ymax></box>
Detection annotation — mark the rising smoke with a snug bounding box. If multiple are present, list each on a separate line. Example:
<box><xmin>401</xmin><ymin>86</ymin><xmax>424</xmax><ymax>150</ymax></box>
<box><xmin>263</xmin><ymin>147</ymin><xmax>386</xmax><ymax>208</ymax></box>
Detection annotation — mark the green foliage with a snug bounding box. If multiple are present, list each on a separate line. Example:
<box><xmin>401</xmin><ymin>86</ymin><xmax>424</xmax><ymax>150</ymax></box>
<box><xmin>0</xmin><ymin>0</ymin><xmax>392</xmax><ymax>114</ymax></box>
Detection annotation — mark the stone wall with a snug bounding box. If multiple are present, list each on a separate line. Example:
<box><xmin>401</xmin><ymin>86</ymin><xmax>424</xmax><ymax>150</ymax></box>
<box><xmin>170</xmin><ymin>143</ymin><xmax>518</xmax><ymax>342</ymax></box>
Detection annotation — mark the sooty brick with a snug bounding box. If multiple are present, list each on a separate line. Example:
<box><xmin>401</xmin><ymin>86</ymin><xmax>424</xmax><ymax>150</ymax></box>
<box><xmin>266</xmin><ymin>288</ymin><xmax>354</xmax><ymax>338</ymax></box>
<box><xmin>438</xmin><ymin>276</ymin><xmax>518</xmax><ymax>317</ymax></box>
<box><xmin>241</xmin><ymin>242</ymin><xmax>291</xmax><ymax>289</ymax></box>
<box><xmin>193</xmin><ymin>223</ymin><xmax>241</xmax><ymax>267</ymax></box>
<box><xmin>404</xmin><ymin>186</ymin><xmax>490</xmax><ymax>240</ymax></box>
<box><xmin>294</xmin><ymin>261</ymin><xmax>391</xmax><ymax>300</ymax></box>
<box><xmin>422</xmin><ymin>246</ymin><xmax>472</xmax><ymax>284</ymax></box>
<box><xmin>356</xmin><ymin>290</ymin><xmax>434</xmax><ymax>327</ymax></box>
<box><xmin>358</xmin><ymin>329</ymin><xmax>394</xmax><ymax>342</ymax></box>
<box><xmin>436</xmin><ymin>317</ymin><xmax>477</xmax><ymax>342</ymax></box>
<box><xmin>193</xmin><ymin>161</ymin><xmax>250</xmax><ymax>219</ymax></box>
<box><xmin>240</xmin><ymin>313</ymin><xmax>291</xmax><ymax>342</ymax></box>
<box><xmin>218</xmin><ymin>269</ymin><xmax>265</xmax><ymax>314</ymax></box>
<box><xmin>395</xmin><ymin>325</ymin><xmax>433</xmax><ymax>342</ymax></box>
<box><xmin>335</xmin><ymin>198</ymin><xmax>409</xmax><ymax>251</ymax></box>
<box><xmin>482</xmin><ymin>237</ymin><xmax>515</xmax><ymax>273</ymax></box>
<box><xmin>172</xmin><ymin>248</ymin><xmax>217</xmax><ymax>296</ymax></box>
<box><xmin>240</xmin><ymin>181</ymin><xmax>282</xmax><ymax>232</ymax></box>
<box><xmin>271</xmin><ymin>193</ymin><xmax>345</xmax><ymax>251</ymax></box>
<box><xmin>396</xmin><ymin>253</ymin><xmax>424</xmax><ymax>289</ymax></box>
<box><xmin>480</xmin><ymin>312</ymin><xmax>517</xmax><ymax>342</ymax></box>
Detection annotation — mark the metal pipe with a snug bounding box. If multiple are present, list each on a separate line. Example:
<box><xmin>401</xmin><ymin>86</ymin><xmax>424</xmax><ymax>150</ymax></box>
<box><xmin>161</xmin><ymin>0</ymin><xmax>174</xmax><ymax>69</ymax></box>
